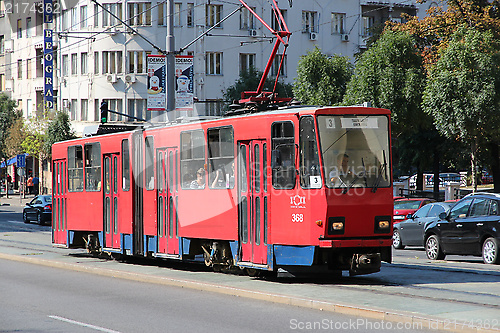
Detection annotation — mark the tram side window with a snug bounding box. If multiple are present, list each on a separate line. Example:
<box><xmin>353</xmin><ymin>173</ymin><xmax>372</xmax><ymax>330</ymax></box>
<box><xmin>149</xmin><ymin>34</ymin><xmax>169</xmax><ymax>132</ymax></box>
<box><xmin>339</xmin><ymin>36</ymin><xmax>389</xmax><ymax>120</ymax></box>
<box><xmin>299</xmin><ymin>116</ymin><xmax>321</xmax><ymax>189</ymax></box>
<box><xmin>180</xmin><ymin>130</ymin><xmax>205</xmax><ymax>189</ymax></box>
<box><xmin>271</xmin><ymin>121</ymin><xmax>295</xmax><ymax>189</ymax></box>
<box><xmin>122</xmin><ymin>139</ymin><xmax>130</xmax><ymax>191</ymax></box>
<box><xmin>84</xmin><ymin>143</ymin><xmax>101</xmax><ymax>191</ymax></box>
<box><xmin>145</xmin><ymin>136</ymin><xmax>154</xmax><ymax>190</ymax></box>
<box><xmin>68</xmin><ymin>145</ymin><xmax>84</xmax><ymax>192</ymax></box>
<box><xmin>208</xmin><ymin>126</ymin><xmax>234</xmax><ymax>189</ymax></box>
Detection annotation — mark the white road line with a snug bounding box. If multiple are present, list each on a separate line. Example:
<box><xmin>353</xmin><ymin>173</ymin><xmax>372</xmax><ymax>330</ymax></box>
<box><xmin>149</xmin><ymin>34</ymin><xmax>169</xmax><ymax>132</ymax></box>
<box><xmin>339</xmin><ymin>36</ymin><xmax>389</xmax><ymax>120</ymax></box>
<box><xmin>48</xmin><ymin>315</ymin><xmax>121</xmax><ymax>333</ymax></box>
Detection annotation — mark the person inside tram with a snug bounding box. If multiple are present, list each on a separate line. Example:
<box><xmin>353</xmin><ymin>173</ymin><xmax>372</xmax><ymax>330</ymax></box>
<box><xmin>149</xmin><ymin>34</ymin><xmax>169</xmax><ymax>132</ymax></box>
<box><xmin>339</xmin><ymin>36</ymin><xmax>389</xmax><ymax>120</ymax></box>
<box><xmin>329</xmin><ymin>153</ymin><xmax>352</xmax><ymax>187</ymax></box>
<box><xmin>190</xmin><ymin>168</ymin><xmax>206</xmax><ymax>189</ymax></box>
<box><xmin>211</xmin><ymin>168</ymin><xmax>226</xmax><ymax>188</ymax></box>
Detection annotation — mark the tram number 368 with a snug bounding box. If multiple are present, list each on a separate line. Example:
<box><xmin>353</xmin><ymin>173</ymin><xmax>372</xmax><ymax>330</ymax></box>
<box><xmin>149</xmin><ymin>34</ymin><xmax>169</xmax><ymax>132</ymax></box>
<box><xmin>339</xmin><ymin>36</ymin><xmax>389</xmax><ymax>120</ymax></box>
<box><xmin>291</xmin><ymin>214</ymin><xmax>304</xmax><ymax>223</ymax></box>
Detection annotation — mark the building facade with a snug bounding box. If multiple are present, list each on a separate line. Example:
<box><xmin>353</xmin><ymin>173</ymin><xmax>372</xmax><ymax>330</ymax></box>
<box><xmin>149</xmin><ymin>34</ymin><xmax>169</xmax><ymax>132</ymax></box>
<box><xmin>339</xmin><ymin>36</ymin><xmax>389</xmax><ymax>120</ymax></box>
<box><xmin>0</xmin><ymin>0</ymin><xmax>441</xmax><ymax>135</ymax></box>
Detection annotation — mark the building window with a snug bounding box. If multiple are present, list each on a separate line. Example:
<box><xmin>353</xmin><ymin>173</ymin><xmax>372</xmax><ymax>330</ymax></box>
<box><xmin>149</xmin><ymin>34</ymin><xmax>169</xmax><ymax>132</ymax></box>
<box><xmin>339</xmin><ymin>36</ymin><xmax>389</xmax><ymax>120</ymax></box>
<box><xmin>85</xmin><ymin>143</ymin><xmax>101</xmax><ymax>191</ymax></box>
<box><xmin>302</xmin><ymin>11</ymin><xmax>317</xmax><ymax>33</ymax></box>
<box><xmin>128</xmin><ymin>99</ymin><xmax>146</xmax><ymax>121</ymax></box>
<box><xmin>71</xmin><ymin>53</ymin><xmax>78</xmax><ymax>75</ymax></box>
<box><xmin>81</xmin><ymin>99</ymin><xmax>88</xmax><ymax>121</ymax></box>
<box><xmin>71</xmin><ymin>7</ymin><xmax>78</xmax><ymax>30</ymax></box>
<box><xmin>17</xmin><ymin>59</ymin><xmax>23</xmax><ymax>79</ymax></box>
<box><xmin>70</xmin><ymin>99</ymin><xmax>77</xmax><ymax>120</ymax></box>
<box><xmin>26</xmin><ymin>17</ymin><xmax>32</xmax><ymax>38</ymax></box>
<box><xmin>206</xmin><ymin>4</ymin><xmax>222</xmax><ymax>28</ymax></box>
<box><xmin>128</xmin><ymin>2</ymin><xmax>151</xmax><ymax>26</ymax></box>
<box><xmin>26</xmin><ymin>58</ymin><xmax>32</xmax><ymax>79</ymax></box>
<box><xmin>0</xmin><ymin>74</ymin><xmax>4</xmax><ymax>91</ymax></box>
<box><xmin>240</xmin><ymin>7</ymin><xmax>255</xmax><ymax>30</ymax></box>
<box><xmin>332</xmin><ymin>13</ymin><xmax>346</xmax><ymax>34</ymax></box>
<box><xmin>94</xmin><ymin>52</ymin><xmax>99</xmax><ymax>74</ymax></box>
<box><xmin>102</xmin><ymin>51</ymin><xmax>123</xmax><ymax>74</ymax></box>
<box><xmin>62</xmin><ymin>55</ymin><xmax>69</xmax><ymax>76</ymax></box>
<box><xmin>206</xmin><ymin>52</ymin><xmax>222</xmax><ymax>75</ymax></box>
<box><xmin>105</xmin><ymin>99</ymin><xmax>123</xmax><ymax>121</ymax></box>
<box><xmin>61</xmin><ymin>9</ymin><xmax>70</xmax><ymax>30</ymax></box>
<box><xmin>0</xmin><ymin>35</ymin><xmax>4</xmax><ymax>54</ymax></box>
<box><xmin>94</xmin><ymin>4</ymin><xmax>99</xmax><ymax>27</ymax></box>
<box><xmin>239</xmin><ymin>53</ymin><xmax>255</xmax><ymax>74</ymax></box>
<box><xmin>158</xmin><ymin>2</ymin><xmax>181</xmax><ymax>26</ymax></box>
<box><xmin>80</xmin><ymin>5</ymin><xmax>88</xmax><ymax>29</ymax></box>
<box><xmin>102</xmin><ymin>3</ymin><xmax>123</xmax><ymax>27</ymax></box>
<box><xmin>17</xmin><ymin>19</ymin><xmax>22</xmax><ymax>38</ymax></box>
<box><xmin>81</xmin><ymin>53</ymin><xmax>88</xmax><ymax>74</ymax></box>
<box><xmin>180</xmin><ymin>130</ymin><xmax>205</xmax><ymax>189</ymax></box>
<box><xmin>187</xmin><ymin>3</ymin><xmax>194</xmax><ymax>27</ymax></box>
<box><xmin>128</xmin><ymin>51</ymin><xmax>150</xmax><ymax>73</ymax></box>
<box><xmin>271</xmin><ymin>9</ymin><xmax>287</xmax><ymax>31</ymax></box>
<box><xmin>362</xmin><ymin>16</ymin><xmax>375</xmax><ymax>36</ymax></box>
<box><xmin>271</xmin><ymin>54</ymin><xmax>287</xmax><ymax>77</ymax></box>
<box><xmin>208</xmin><ymin>127</ymin><xmax>234</xmax><ymax>189</ymax></box>
<box><xmin>68</xmin><ymin>145</ymin><xmax>84</xmax><ymax>192</ymax></box>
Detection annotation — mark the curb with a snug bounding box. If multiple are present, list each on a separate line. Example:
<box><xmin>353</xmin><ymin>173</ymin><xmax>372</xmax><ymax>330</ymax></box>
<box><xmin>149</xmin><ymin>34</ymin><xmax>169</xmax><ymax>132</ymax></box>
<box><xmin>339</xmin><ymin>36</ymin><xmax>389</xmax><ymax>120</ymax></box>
<box><xmin>1</xmin><ymin>252</ymin><xmax>499</xmax><ymax>333</ymax></box>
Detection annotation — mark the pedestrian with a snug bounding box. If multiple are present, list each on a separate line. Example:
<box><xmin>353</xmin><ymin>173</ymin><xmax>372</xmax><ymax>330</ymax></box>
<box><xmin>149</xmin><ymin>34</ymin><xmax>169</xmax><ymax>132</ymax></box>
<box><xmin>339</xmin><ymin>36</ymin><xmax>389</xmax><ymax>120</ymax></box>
<box><xmin>32</xmin><ymin>176</ymin><xmax>39</xmax><ymax>195</ymax></box>
<box><xmin>27</xmin><ymin>175</ymin><xmax>33</xmax><ymax>195</ymax></box>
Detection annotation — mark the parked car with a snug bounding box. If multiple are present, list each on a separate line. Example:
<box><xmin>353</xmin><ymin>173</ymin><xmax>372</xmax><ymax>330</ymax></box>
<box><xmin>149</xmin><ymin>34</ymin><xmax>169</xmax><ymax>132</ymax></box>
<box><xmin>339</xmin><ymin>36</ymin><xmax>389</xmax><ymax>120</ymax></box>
<box><xmin>424</xmin><ymin>193</ymin><xmax>500</xmax><ymax>264</ymax></box>
<box><xmin>23</xmin><ymin>195</ymin><xmax>52</xmax><ymax>225</ymax></box>
<box><xmin>393</xmin><ymin>198</ymin><xmax>435</xmax><ymax>223</ymax></box>
<box><xmin>393</xmin><ymin>202</ymin><xmax>453</xmax><ymax>249</ymax></box>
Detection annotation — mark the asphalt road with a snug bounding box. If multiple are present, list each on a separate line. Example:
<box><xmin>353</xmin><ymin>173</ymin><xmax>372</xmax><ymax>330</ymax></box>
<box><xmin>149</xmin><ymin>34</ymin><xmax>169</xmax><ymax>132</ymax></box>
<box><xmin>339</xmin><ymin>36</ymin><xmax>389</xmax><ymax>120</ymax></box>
<box><xmin>1</xmin><ymin>197</ymin><xmax>499</xmax><ymax>332</ymax></box>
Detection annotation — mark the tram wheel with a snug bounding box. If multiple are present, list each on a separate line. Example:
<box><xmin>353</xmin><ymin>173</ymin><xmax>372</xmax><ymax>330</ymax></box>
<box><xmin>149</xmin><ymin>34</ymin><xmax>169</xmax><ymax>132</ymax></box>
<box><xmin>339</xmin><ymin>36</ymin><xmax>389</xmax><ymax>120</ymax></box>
<box><xmin>246</xmin><ymin>268</ymin><xmax>261</xmax><ymax>277</ymax></box>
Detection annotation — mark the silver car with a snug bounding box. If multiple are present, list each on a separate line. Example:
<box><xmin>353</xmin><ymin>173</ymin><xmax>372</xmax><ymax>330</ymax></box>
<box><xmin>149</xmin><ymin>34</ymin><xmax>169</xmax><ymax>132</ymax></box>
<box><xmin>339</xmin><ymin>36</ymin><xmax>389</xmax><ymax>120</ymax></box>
<box><xmin>393</xmin><ymin>202</ymin><xmax>453</xmax><ymax>249</ymax></box>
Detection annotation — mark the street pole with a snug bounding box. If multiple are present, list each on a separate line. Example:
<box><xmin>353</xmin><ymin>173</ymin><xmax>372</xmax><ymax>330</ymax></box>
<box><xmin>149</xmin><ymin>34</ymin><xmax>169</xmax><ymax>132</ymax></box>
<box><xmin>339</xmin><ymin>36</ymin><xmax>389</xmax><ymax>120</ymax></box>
<box><xmin>166</xmin><ymin>0</ymin><xmax>176</xmax><ymax>121</ymax></box>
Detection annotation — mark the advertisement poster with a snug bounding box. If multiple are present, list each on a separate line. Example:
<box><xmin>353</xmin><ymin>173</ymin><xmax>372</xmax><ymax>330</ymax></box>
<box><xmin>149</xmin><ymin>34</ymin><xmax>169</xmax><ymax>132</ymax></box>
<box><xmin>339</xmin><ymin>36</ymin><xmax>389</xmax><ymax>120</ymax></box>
<box><xmin>147</xmin><ymin>55</ymin><xmax>166</xmax><ymax>112</ymax></box>
<box><xmin>175</xmin><ymin>56</ymin><xmax>194</xmax><ymax>111</ymax></box>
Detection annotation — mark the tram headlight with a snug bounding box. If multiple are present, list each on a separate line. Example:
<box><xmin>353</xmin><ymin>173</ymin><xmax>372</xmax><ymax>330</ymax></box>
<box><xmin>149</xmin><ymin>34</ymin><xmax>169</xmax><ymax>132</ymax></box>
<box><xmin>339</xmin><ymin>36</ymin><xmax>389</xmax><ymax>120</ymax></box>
<box><xmin>331</xmin><ymin>222</ymin><xmax>344</xmax><ymax>230</ymax></box>
<box><xmin>374</xmin><ymin>216</ymin><xmax>391</xmax><ymax>233</ymax></box>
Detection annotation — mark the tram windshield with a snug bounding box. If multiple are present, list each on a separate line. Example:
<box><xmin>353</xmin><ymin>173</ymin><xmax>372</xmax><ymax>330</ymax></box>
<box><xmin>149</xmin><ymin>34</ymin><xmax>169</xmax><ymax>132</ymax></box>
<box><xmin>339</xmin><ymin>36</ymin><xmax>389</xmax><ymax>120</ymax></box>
<box><xmin>317</xmin><ymin>115</ymin><xmax>390</xmax><ymax>190</ymax></box>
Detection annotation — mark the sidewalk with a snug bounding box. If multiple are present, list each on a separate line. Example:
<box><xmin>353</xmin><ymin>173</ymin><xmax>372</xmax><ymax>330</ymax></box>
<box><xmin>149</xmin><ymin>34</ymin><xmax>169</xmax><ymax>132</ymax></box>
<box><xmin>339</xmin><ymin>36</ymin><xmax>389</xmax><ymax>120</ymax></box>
<box><xmin>0</xmin><ymin>193</ymin><xmax>36</xmax><ymax>207</ymax></box>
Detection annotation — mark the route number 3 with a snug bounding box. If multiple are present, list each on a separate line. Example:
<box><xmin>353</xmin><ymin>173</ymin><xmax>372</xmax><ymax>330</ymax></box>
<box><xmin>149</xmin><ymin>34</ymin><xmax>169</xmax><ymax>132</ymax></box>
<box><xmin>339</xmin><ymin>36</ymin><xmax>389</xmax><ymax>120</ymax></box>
<box><xmin>291</xmin><ymin>214</ymin><xmax>303</xmax><ymax>223</ymax></box>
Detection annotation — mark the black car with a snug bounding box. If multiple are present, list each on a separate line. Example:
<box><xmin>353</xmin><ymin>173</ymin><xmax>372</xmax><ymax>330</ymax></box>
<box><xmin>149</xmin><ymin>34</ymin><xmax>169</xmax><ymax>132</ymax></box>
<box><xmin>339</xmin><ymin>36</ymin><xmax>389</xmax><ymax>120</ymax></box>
<box><xmin>393</xmin><ymin>202</ymin><xmax>453</xmax><ymax>249</ymax></box>
<box><xmin>424</xmin><ymin>193</ymin><xmax>500</xmax><ymax>264</ymax></box>
<box><xmin>23</xmin><ymin>195</ymin><xmax>52</xmax><ymax>225</ymax></box>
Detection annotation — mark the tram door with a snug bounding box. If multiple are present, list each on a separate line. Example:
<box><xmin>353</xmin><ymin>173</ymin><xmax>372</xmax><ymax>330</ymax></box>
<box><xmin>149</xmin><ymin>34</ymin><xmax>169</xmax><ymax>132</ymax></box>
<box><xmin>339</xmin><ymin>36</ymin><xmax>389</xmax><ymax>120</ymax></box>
<box><xmin>238</xmin><ymin>140</ymin><xmax>268</xmax><ymax>265</ymax></box>
<box><xmin>103</xmin><ymin>154</ymin><xmax>120</xmax><ymax>249</ymax></box>
<box><xmin>157</xmin><ymin>148</ymin><xmax>179</xmax><ymax>255</ymax></box>
<box><xmin>52</xmin><ymin>160</ymin><xmax>67</xmax><ymax>245</ymax></box>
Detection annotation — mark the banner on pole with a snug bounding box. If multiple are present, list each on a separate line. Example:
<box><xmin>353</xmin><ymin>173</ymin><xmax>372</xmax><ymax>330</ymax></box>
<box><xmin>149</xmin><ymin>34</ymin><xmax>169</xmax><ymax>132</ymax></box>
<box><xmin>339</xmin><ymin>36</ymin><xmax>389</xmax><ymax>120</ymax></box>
<box><xmin>147</xmin><ymin>55</ymin><xmax>166</xmax><ymax>112</ymax></box>
<box><xmin>44</xmin><ymin>0</ymin><xmax>54</xmax><ymax>113</ymax></box>
<box><xmin>175</xmin><ymin>56</ymin><xmax>194</xmax><ymax>111</ymax></box>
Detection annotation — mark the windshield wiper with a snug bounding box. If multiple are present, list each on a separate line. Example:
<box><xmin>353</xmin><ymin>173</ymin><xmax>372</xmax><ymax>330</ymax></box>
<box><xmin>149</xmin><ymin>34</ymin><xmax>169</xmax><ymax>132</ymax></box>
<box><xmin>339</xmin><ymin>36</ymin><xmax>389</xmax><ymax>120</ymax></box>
<box><xmin>342</xmin><ymin>171</ymin><xmax>364</xmax><ymax>194</ymax></box>
<box><xmin>372</xmin><ymin>150</ymin><xmax>387</xmax><ymax>193</ymax></box>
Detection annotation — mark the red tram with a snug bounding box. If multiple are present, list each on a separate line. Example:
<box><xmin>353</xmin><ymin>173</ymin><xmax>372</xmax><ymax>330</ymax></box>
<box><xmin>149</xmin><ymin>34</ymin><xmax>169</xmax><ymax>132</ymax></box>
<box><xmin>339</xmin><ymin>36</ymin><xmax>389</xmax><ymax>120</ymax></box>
<box><xmin>51</xmin><ymin>106</ymin><xmax>393</xmax><ymax>276</ymax></box>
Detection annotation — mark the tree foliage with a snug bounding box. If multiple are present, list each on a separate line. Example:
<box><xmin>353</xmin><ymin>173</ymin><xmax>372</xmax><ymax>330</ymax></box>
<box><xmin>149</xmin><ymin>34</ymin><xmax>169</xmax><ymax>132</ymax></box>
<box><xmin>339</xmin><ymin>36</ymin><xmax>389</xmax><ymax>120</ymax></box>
<box><xmin>423</xmin><ymin>28</ymin><xmax>500</xmax><ymax>190</ymax></box>
<box><xmin>343</xmin><ymin>30</ymin><xmax>428</xmax><ymax>136</ymax></box>
<box><xmin>292</xmin><ymin>47</ymin><xmax>353</xmax><ymax>106</ymax></box>
<box><xmin>223</xmin><ymin>67</ymin><xmax>293</xmax><ymax>103</ymax></box>
<box><xmin>22</xmin><ymin>117</ymin><xmax>48</xmax><ymax>160</ymax></box>
<box><xmin>43</xmin><ymin>112</ymin><xmax>76</xmax><ymax>157</ymax></box>
<box><xmin>4</xmin><ymin>117</ymin><xmax>25</xmax><ymax>158</ymax></box>
<box><xmin>0</xmin><ymin>93</ymin><xmax>21</xmax><ymax>160</ymax></box>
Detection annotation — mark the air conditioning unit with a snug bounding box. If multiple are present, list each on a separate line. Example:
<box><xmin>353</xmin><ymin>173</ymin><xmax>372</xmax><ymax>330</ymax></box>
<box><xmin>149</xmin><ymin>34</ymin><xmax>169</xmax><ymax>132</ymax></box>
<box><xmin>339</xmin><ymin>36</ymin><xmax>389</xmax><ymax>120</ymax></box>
<box><xmin>5</xmin><ymin>40</ymin><xmax>13</xmax><ymax>53</ymax></box>
<box><xmin>108</xmin><ymin>27</ymin><xmax>119</xmax><ymax>35</ymax></box>
<box><xmin>341</xmin><ymin>34</ymin><xmax>349</xmax><ymax>42</ymax></box>
<box><xmin>125</xmin><ymin>74</ymin><xmax>136</xmax><ymax>83</ymax></box>
<box><xmin>106</xmin><ymin>74</ymin><xmax>118</xmax><ymax>83</ymax></box>
<box><xmin>249</xmin><ymin>29</ymin><xmax>258</xmax><ymax>37</ymax></box>
<box><xmin>309</xmin><ymin>32</ymin><xmax>318</xmax><ymax>41</ymax></box>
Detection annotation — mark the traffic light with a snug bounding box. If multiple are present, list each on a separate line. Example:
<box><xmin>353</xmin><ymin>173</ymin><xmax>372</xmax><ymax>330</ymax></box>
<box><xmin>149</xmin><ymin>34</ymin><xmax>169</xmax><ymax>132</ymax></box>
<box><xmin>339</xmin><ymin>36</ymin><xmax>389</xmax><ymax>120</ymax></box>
<box><xmin>100</xmin><ymin>101</ymin><xmax>108</xmax><ymax>124</ymax></box>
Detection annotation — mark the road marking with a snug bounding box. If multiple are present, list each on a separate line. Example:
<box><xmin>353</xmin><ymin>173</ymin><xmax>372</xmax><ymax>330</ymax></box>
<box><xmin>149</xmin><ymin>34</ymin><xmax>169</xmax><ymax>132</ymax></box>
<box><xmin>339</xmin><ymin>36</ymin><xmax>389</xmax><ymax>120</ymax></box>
<box><xmin>48</xmin><ymin>315</ymin><xmax>121</xmax><ymax>333</ymax></box>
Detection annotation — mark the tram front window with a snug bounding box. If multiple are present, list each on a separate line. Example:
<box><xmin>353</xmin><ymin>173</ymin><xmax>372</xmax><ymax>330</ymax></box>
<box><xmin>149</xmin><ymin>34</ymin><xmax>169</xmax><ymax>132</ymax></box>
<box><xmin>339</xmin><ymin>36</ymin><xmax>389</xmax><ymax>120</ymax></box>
<box><xmin>317</xmin><ymin>115</ymin><xmax>390</xmax><ymax>189</ymax></box>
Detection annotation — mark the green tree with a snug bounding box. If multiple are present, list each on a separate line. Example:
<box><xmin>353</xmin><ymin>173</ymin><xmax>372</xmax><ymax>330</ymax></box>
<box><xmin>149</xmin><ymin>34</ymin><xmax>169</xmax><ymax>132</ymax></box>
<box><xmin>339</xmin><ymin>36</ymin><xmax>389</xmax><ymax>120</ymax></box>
<box><xmin>343</xmin><ymin>30</ymin><xmax>427</xmax><ymax>136</ymax></box>
<box><xmin>44</xmin><ymin>112</ymin><xmax>76</xmax><ymax>158</ymax></box>
<box><xmin>223</xmin><ymin>67</ymin><xmax>293</xmax><ymax>104</ymax></box>
<box><xmin>4</xmin><ymin>117</ymin><xmax>25</xmax><ymax>158</ymax></box>
<box><xmin>0</xmin><ymin>93</ymin><xmax>21</xmax><ymax>161</ymax></box>
<box><xmin>423</xmin><ymin>28</ymin><xmax>500</xmax><ymax>192</ymax></box>
<box><xmin>293</xmin><ymin>47</ymin><xmax>353</xmax><ymax>106</ymax></box>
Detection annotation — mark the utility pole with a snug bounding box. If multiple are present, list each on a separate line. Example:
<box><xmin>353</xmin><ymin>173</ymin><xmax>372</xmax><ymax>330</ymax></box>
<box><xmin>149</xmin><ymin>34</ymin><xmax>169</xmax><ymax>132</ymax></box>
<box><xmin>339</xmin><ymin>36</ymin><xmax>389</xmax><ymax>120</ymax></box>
<box><xmin>166</xmin><ymin>0</ymin><xmax>176</xmax><ymax>121</ymax></box>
